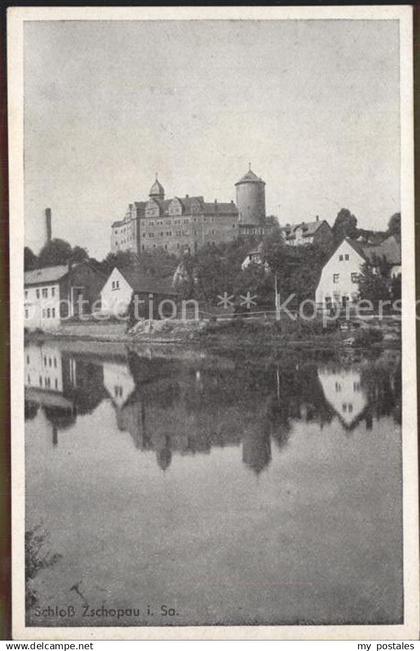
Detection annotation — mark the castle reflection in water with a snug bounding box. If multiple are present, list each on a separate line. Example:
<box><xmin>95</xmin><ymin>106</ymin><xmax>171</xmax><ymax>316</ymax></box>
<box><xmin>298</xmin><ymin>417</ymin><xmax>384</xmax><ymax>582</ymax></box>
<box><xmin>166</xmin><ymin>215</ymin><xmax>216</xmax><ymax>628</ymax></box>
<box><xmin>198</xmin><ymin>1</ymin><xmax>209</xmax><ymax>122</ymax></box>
<box><xmin>25</xmin><ymin>341</ymin><xmax>401</xmax><ymax>474</ymax></box>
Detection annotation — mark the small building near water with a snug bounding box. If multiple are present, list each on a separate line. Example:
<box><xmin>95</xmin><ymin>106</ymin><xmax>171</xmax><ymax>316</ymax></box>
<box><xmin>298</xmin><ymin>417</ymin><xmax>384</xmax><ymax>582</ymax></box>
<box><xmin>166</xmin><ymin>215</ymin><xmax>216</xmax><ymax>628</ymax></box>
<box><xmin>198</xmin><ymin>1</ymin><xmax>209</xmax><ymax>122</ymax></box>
<box><xmin>24</xmin><ymin>260</ymin><xmax>106</xmax><ymax>329</ymax></box>
<box><xmin>100</xmin><ymin>267</ymin><xmax>179</xmax><ymax>319</ymax></box>
<box><xmin>315</xmin><ymin>236</ymin><xmax>402</xmax><ymax>310</ymax></box>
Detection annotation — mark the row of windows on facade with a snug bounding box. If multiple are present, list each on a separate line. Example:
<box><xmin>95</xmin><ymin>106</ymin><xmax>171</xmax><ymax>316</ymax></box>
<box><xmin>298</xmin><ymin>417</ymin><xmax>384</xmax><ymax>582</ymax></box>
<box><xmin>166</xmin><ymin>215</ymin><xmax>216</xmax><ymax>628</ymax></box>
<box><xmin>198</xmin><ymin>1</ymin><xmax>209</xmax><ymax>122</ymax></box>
<box><xmin>114</xmin><ymin>226</ymin><xmax>228</xmax><ymax>246</ymax></box>
<box><xmin>25</xmin><ymin>354</ymin><xmax>58</xmax><ymax>368</ymax></box>
<box><xmin>113</xmin><ymin>215</ymin><xmax>234</xmax><ymax>235</ymax></box>
<box><xmin>25</xmin><ymin>286</ymin><xmax>56</xmax><ymax>300</ymax></box>
<box><xmin>332</xmin><ymin>273</ymin><xmax>359</xmax><ymax>283</ymax></box>
<box><xmin>335</xmin><ymin>381</ymin><xmax>361</xmax><ymax>392</ymax></box>
<box><xmin>27</xmin><ymin>374</ymin><xmax>59</xmax><ymax>390</ymax></box>
<box><xmin>139</xmin><ymin>241</ymin><xmax>217</xmax><ymax>251</ymax></box>
<box><xmin>24</xmin><ymin>307</ymin><xmax>57</xmax><ymax>319</ymax></box>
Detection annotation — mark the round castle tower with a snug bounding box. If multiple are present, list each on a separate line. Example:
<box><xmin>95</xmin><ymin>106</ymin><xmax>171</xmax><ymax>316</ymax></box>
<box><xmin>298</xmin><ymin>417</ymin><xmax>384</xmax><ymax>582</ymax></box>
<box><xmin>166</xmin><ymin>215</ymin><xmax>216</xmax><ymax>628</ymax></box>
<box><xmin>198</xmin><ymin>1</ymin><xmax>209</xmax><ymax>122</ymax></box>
<box><xmin>235</xmin><ymin>166</ymin><xmax>266</xmax><ymax>227</ymax></box>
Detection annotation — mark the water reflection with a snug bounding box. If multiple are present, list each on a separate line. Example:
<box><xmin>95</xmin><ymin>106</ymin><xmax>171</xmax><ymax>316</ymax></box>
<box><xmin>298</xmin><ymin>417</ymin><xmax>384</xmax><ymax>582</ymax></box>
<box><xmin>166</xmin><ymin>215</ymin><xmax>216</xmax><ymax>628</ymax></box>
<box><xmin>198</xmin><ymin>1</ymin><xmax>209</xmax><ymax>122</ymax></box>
<box><xmin>24</xmin><ymin>341</ymin><xmax>402</xmax><ymax>473</ymax></box>
<box><xmin>24</xmin><ymin>340</ymin><xmax>403</xmax><ymax>626</ymax></box>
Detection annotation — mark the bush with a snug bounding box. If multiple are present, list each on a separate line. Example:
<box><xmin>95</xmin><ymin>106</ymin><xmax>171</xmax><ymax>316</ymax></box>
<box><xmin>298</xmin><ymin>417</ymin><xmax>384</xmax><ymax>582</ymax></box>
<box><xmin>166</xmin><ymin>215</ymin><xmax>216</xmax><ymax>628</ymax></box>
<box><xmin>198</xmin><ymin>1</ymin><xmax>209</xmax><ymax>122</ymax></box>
<box><xmin>353</xmin><ymin>327</ymin><xmax>384</xmax><ymax>346</ymax></box>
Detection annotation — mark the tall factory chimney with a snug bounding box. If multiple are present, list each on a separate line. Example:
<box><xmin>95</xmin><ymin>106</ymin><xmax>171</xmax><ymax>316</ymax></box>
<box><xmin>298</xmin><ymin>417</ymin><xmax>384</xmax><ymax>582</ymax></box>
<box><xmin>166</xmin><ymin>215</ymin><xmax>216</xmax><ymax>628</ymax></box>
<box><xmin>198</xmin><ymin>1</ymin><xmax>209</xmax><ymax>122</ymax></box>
<box><xmin>45</xmin><ymin>208</ymin><xmax>52</xmax><ymax>244</ymax></box>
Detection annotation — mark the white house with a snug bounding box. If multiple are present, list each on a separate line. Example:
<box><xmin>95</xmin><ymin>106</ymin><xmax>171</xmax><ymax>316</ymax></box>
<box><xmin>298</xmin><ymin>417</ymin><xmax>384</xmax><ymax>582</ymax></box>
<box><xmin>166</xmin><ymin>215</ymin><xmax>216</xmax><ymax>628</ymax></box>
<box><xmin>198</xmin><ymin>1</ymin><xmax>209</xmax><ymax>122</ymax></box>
<box><xmin>100</xmin><ymin>267</ymin><xmax>179</xmax><ymax>318</ymax></box>
<box><xmin>103</xmin><ymin>361</ymin><xmax>136</xmax><ymax>410</ymax></box>
<box><xmin>317</xmin><ymin>366</ymin><xmax>368</xmax><ymax>429</ymax></box>
<box><xmin>24</xmin><ymin>261</ymin><xmax>106</xmax><ymax>329</ymax></box>
<box><xmin>315</xmin><ymin>238</ymin><xmax>366</xmax><ymax>309</ymax></box>
<box><xmin>24</xmin><ymin>265</ymin><xmax>68</xmax><ymax>329</ymax></box>
<box><xmin>25</xmin><ymin>342</ymin><xmax>64</xmax><ymax>393</ymax></box>
<box><xmin>100</xmin><ymin>267</ymin><xmax>135</xmax><ymax>315</ymax></box>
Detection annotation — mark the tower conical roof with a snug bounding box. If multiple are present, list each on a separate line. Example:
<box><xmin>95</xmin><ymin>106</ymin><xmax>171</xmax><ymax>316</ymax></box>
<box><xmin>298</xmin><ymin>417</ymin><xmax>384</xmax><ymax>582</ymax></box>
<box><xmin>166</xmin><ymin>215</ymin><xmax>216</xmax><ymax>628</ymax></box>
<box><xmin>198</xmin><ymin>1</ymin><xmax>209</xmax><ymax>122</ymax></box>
<box><xmin>235</xmin><ymin>167</ymin><xmax>265</xmax><ymax>185</ymax></box>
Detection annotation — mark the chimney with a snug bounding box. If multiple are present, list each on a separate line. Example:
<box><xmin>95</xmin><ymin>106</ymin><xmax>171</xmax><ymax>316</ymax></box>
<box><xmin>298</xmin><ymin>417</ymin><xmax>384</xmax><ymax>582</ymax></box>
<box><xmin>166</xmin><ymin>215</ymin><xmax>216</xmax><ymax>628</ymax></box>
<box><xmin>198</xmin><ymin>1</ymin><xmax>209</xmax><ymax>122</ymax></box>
<box><xmin>45</xmin><ymin>208</ymin><xmax>52</xmax><ymax>244</ymax></box>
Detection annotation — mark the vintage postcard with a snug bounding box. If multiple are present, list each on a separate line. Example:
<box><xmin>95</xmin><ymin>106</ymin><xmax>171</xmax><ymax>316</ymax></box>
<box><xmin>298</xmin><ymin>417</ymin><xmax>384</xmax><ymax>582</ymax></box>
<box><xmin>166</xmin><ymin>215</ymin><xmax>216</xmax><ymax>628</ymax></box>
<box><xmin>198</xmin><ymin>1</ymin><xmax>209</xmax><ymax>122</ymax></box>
<box><xmin>8</xmin><ymin>5</ymin><xmax>419</xmax><ymax>641</ymax></box>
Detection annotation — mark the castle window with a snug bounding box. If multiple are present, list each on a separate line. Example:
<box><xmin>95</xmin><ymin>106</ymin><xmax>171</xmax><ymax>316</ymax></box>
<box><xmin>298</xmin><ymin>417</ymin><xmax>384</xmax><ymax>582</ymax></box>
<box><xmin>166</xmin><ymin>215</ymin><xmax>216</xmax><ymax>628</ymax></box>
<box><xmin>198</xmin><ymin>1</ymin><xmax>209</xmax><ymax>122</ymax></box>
<box><xmin>51</xmin><ymin>287</ymin><xmax>55</xmax><ymax>297</ymax></box>
<box><xmin>52</xmin><ymin>308</ymin><xmax>55</xmax><ymax>318</ymax></box>
<box><xmin>333</xmin><ymin>274</ymin><xmax>339</xmax><ymax>283</ymax></box>
<box><xmin>25</xmin><ymin>290</ymin><xmax>28</xmax><ymax>299</ymax></box>
<box><xmin>351</xmin><ymin>273</ymin><xmax>359</xmax><ymax>283</ymax></box>
<box><xmin>42</xmin><ymin>288</ymin><xmax>48</xmax><ymax>298</ymax></box>
<box><xmin>339</xmin><ymin>255</ymin><xmax>343</xmax><ymax>261</ymax></box>
<box><xmin>25</xmin><ymin>309</ymin><xmax>28</xmax><ymax>319</ymax></box>
<box><xmin>345</xmin><ymin>254</ymin><xmax>349</xmax><ymax>260</ymax></box>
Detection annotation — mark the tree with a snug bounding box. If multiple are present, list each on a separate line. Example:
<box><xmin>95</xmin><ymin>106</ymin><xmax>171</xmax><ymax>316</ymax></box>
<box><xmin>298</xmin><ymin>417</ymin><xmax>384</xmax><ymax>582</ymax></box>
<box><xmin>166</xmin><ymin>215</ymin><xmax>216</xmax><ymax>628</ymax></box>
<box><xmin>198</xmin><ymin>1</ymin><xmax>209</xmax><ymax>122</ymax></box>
<box><xmin>101</xmin><ymin>250</ymin><xmax>139</xmax><ymax>273</ymax></box>
<box><xmin>70</xmin><ymin>246</ymin><xmax>89</xmax><ymax>263</ymax></box>
<box><xmin>24</xmin><ymin>246</ymin><xmax>38</xmax><ymax>271</ymax></box>
<box><xmin>101</xmin><ymin>248</ymin><xmax>178</xmax><ymax>281</ymax></box>
<box><xmin>358</xmin><ymin>262</ymin><xmax>391</xmax><ymax>309</ymax></box>
<box><xmin>388</xmin><ymin>212</ymin><xmax>401</xmax><ymax>237</ymax></box>
<box><xmin>38</xmin><ymin>238</ymin><xmax>73</xmax><ymax>267</ymax></box>
<box><xmin>332</xmin><ymin>208</ymin><xmax>358</xmax><ymax>242</ymax></box>
<box><xmin>233</xmin><ymin>262</ymin><xmax>274</xmax><ymax>309</ymax></box>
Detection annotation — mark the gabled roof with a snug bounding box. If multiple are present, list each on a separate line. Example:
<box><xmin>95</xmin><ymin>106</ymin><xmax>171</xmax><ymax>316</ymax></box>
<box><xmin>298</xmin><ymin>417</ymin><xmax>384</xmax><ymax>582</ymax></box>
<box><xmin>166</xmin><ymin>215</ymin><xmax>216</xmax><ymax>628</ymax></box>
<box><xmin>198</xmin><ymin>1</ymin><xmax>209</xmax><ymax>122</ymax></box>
<box><xmin>177</xmin><ymin>196</ymin><xmax>204</xmax><ymax>212</ymax></box>
<box><xmin>116</xmin><ymin>267</ymin><xmax>178</xmax><ymax>296</ymax></box>
<box><xmin>285</xmin><ymin>219</ymin><xmax>330</xmax><ymax>239</ymax></box>
<box><xmin>24</xmin><ymin>265</ymin><xmax>69</xmax><ymax>286</ymax></box>
<box><xmin>325</xmin><ymin>237</ymin><xmax>367</xmax><ymax>262</ymax></box>
<box><xmin>203</xmin><ymin>201</ymin><xmax>238</xmax><ymax>215</ymax></box>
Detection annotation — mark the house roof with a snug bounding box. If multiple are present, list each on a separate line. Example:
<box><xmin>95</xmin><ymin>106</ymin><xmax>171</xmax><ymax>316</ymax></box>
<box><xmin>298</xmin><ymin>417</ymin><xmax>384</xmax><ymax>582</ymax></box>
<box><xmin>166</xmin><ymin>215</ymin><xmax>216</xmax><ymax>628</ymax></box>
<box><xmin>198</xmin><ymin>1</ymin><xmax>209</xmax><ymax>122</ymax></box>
<box><xmin>117</xmin><ymin>267</ymin><xmax>178</xmax><ymax>296</ymax></box>
<box><xmin>235</xmin><ymin>169</ymin><xmax>265</xmax><ymax>185</ymax></box>
<box><xmin>24</xmin><ymin>265</ymin><xmax>69</xmax><ymax>286</ymax></box>
<box><xmin>203</xmin><ymin>201</ymin><xmax>238</xmax><ymax>215</ymax></box>
<box><xmin>362</xmin><ymin>235</ymin><xmax>401</xmax><ymax>266</ymax></box>
<box><xmin>324</xmin><ymin>237</ymin><xmax>367</xmax><ymax>263</ymax></box>
<box><xmin>284</xmin><ymin>219</ymin><xmax>329</xmax><ymax>239</ymax></box>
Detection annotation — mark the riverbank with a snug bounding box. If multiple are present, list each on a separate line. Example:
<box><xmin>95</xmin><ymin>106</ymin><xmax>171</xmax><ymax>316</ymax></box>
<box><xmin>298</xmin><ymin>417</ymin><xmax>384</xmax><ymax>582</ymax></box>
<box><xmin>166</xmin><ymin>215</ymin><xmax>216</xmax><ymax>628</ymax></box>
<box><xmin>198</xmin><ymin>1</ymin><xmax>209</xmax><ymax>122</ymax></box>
<box><xmin>24</xmin><ymin>315</ymin><xmax>401</xmax><ymax>351</ymax></box>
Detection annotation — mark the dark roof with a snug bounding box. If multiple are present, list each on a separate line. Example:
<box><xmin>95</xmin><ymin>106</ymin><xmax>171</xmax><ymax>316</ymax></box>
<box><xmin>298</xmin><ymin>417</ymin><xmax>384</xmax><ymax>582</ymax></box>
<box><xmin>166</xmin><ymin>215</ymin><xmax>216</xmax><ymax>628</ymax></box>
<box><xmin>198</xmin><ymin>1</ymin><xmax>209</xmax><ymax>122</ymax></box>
<box><xmin>24</xmin><ymin>265</ymin><xmax>69</xmax><ymax>286</ymax></box>
<box><xmin>117</xmin><ymin>267</ymin><xmax>178</xmax><ymax>296</ymax></box>
<box><xmin>284</xmin><ymin>219</ymin><xmax>330</xmax><ymax>239</ymax></box>
<box><xmin>178</xmin><ymin>196</ymin><xmax>204</xmax><ymax>212</ymax></box>
<box><xmin>362</xmin><ymin>235</ymin><xmax>401</xmax><ymax>266</ymax></box>
<box><xmin>203</xmin><ymin>201</ymin><xmax>238</xmax><ymax>215</ymax></box>
<box><xmin>235</xmin><ymin>169</ymin><xmax>265</xmax><ymax>185</ymax></box>
<box><xmin>324</xmin><ymin>237</ymin><xmax>367</xmax><ymax>262</ymax></box>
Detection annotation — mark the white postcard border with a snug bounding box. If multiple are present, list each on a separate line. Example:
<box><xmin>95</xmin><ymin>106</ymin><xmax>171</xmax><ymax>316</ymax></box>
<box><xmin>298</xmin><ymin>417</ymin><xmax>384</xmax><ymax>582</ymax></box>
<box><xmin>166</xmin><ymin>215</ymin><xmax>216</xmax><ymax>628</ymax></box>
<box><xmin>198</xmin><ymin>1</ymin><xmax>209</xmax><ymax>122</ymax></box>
<box><xmin>8</xmin><ymin>5</ymin><xmax>419</xmax><ymax>640</ymax></box>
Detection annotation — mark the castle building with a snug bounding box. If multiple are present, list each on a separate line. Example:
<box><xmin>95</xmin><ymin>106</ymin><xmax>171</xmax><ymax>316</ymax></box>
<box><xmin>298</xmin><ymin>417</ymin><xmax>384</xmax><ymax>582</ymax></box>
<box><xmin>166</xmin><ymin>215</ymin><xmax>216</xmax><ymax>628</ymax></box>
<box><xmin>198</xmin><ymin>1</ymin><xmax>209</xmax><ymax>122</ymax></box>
<box><xmin>235</xmin><ymin>166</ymin><xmax>267</xmax><ymax>236</ymax></box>
<box><xmin>111</xmin><ymin>176</ymin><xmax>239</xmax><ymax>256</ymax></box>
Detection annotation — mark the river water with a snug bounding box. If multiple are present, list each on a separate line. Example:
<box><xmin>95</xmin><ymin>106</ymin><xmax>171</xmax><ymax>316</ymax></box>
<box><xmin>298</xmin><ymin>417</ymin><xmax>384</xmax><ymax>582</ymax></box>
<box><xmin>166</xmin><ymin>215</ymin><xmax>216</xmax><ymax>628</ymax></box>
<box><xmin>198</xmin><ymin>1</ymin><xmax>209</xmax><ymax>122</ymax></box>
<box><xmin>25</xmin><ymin>340</ymin><xmax>403</xmax><ymax>627</ymax></box>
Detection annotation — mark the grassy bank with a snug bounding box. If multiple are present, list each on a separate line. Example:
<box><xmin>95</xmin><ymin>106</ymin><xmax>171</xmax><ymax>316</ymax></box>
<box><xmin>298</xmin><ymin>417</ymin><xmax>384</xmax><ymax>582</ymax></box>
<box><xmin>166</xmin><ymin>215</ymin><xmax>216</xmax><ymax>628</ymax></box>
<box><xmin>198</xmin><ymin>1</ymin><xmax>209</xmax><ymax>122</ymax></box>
<box><xmin>25</xmin><ymin>315</ymin><xmax>401</xmax><ymax>350</ymax></box>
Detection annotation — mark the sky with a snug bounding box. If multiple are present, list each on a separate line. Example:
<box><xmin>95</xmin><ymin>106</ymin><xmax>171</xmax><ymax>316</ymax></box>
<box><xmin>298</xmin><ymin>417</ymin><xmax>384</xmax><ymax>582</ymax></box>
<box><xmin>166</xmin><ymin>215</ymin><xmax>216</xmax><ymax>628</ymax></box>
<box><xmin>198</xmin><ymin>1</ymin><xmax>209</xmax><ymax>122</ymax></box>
<box><xmin>24</xmin><ymin>19</ymin><xmax>400</xmax><ymax>258</ymax></box>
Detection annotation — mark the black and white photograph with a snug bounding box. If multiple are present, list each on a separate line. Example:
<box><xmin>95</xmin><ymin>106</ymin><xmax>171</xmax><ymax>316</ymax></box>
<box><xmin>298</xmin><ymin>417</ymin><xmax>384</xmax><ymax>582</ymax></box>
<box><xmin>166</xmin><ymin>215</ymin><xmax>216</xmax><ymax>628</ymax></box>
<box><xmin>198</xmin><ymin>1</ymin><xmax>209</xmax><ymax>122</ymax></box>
<box><xmin>8</xmin><ymin>5</ymin><xmax>418</xmax><ymax>641</ymax></box>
